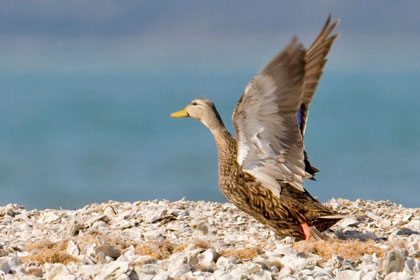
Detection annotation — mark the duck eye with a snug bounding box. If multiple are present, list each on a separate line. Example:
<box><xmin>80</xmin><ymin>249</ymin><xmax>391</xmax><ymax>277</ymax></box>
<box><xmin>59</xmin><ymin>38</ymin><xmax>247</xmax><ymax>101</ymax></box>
<box><xmin>191</xmin><ymin>102</ymin><xmax>198</xmax><ymax>106</ymax></box>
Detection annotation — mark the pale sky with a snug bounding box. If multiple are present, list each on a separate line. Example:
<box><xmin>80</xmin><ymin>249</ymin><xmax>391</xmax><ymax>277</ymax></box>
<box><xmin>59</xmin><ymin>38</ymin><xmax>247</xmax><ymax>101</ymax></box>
<box><xmin>1</xmin><ymin>0</ymin><xmax>419</xmax><ymax>73</ymax></box>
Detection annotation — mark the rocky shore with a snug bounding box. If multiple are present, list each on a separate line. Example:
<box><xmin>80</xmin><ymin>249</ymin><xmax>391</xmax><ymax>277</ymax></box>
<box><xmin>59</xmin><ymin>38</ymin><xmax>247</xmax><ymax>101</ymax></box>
<box><xmin>0</xmin><ymin>198</ymin><xmax>419</xmax><ymax>279</ymax></box>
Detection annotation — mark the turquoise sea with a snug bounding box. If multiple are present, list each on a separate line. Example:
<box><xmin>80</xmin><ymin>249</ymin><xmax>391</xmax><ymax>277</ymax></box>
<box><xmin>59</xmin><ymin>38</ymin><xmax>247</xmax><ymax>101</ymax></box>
<box><xmin>0</xmin><ymin>69</ymin><xmax>419</xmax><ymax>209</ymax></box>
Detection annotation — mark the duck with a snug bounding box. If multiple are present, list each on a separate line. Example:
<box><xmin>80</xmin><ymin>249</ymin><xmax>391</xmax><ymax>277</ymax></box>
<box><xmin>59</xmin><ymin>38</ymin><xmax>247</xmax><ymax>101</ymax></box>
<box><xmin>171</xmin><ymin>16</ymin><xmax>342</xmax><ymax>241</ymax></box>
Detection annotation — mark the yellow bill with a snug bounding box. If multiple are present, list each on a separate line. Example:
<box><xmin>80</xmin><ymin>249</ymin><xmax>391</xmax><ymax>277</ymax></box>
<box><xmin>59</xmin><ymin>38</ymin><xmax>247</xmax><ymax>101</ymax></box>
<box><xmin>171</xmin><ymin>108</ymin><xmax>189</xmax><ymax>118</ymax></box>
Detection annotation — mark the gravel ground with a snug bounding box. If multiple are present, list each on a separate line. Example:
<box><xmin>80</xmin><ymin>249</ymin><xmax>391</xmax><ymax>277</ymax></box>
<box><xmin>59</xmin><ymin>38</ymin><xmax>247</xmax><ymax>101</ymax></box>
<box><xmin>0</xmin><ymin>198</ymin><xmax>419</xmax><ymax>279</ymax></box>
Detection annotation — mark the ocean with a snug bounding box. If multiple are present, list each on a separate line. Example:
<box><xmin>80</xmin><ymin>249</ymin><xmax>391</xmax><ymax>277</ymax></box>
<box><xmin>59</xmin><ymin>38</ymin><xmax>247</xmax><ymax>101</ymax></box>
<box><xmin>0</xmin><ymin>69</ymin><xmax>419</xmax><ymax>209</ymax></box>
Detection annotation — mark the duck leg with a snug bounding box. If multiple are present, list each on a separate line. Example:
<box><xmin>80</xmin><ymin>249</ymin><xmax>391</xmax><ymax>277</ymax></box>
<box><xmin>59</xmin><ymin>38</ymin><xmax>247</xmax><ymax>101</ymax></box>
<box><xmin>293</xmin><ymin>210</ymin><xmax>312</xmax><ymax>240</ymax></box>
<box><xmin>301</xmin><ymin>222</ymin><xmax>311</xmax><ymax>240</ymax></box>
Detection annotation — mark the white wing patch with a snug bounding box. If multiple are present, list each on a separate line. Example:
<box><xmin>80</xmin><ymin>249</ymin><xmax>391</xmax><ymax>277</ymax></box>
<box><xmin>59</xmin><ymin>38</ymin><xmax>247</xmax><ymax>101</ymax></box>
<box><xmin>237</xmin><ymin>140</ymin><xmax>249</xmax><ymax>166</ymax></box>
<box><xmin>236</xmin><ymin>74</ymin><xmax>278</xmax><ymax>167</ymax></box>
<box><xmin>232</xmin><ymin>40</ymin><xmax>308</xmax><ymax>197</ymax></box>
<box><xmin>251</xmin><ymin>127</ymin><xmax>266</xmax><ymax>155</ymax></box>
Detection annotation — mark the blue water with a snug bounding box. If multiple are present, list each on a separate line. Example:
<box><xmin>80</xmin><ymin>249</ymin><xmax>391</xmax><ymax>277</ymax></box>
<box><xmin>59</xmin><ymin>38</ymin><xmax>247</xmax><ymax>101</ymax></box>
<box><xmin>0</xmin><ymin>69</ymin><xmax>419</xmax><ymax>209</ymax></box>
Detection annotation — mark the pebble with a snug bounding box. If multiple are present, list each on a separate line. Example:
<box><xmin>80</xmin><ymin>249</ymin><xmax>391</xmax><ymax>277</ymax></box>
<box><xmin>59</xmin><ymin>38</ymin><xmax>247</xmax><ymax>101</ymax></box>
<box><xmin>45</xmin><ymin>264</ymin><xmax>76</xmax><ymax>280</ymax></box>
<box><xmin>383</xmin><ymin>250</ymin><xmax>405</xmax><ymax>274</ymax></box>
<box><xmin>340</xmin><ymin>217</ymin><xmax>360</xmax><ymax>227</ymax></box>
<box><xmin>66</xmin><ymin>240</ymin><xmax>80</xmax><ymax>257</ymax></box>
<box><xmin>95</xmin><ymin>244</ymin><xmax>122</xmax><ymax>259</ymax></box>
<box><xmin>0</xmin><ymin>198</ymin><xmax>420</xmax><ymax>279</ymax></box>
<box><xmin>336</xmin><ymin>270</ymin><xmax>362</xmax><ymax>280</ymax></box>
<box><xmin>196</xmin><ymin>221</ymin><xmax>212</xmax><ymax>235</ymax></box>
<box><xmin>384</xmin><ymin>271</ymin><xmax>411</xmax><ymax>280</ymax></box>
<box><xmin>94</xmin><ymin>261</ymin><xmax>130</xmax><ymax>279</ymax></box>
<box><xmin>0</xmin><ymin>257</ymin><xmax>25</xmax><ymax>275</ymax></box>
<box><xmin>362</xmin><ymin>271</ymin><xmax>378</xmax><ymax>280</ymax></box>
<box><xmin>27</xmin><ymin>267</ymin><xmax>43</xmax><ymax>278</ymax></box>
<box><xmin>198</xmin><ymin>249</ymin><xmax>217</xmax><ymax>267</ymax></box>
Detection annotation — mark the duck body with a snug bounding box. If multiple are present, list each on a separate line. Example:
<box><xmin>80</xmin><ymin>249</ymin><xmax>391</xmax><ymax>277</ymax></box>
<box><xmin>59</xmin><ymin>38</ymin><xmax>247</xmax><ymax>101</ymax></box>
<box><xmin>211</xmin><ymin>113</ymin><xmax>339</xmax><ymax>240</ymax></box>
<box><xmin>171</xmin><ymin>16</ymin><xmax>342</xmax><ymax>240</ymax></box>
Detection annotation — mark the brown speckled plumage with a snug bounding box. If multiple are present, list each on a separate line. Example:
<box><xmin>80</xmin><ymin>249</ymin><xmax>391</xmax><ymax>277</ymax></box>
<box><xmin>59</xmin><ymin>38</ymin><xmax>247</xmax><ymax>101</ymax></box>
<box><xmin>212</xmin><ymin>120</ymin><xmax>340</xmax><ymax>240</ymax></box>
<box><xmin>171</xmin><ymin>16</ymin><xmax>342</xmax><ymax>240</ymax></box>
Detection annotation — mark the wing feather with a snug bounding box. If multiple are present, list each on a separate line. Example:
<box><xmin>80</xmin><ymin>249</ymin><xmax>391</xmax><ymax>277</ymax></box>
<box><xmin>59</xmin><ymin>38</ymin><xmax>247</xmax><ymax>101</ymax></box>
<box><xmin>233</xmin><ymin>16</ymin><xmax>339</xmax><ymax>196</ymax></box>
<box><xmin>233</xmin><ymin>39</ymin><xmax>307</xmax><ymax>195</ymax></box>
<box><xmin>299</xmin><ymin>15</ymin><xmax>340</xmax><ymax>135</ymax></box>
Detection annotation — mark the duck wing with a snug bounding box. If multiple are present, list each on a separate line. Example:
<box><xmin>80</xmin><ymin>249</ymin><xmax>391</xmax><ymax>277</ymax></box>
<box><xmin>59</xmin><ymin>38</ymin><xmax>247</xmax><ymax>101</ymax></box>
<box><xmin>299</xmin><ymin>16</ymin><xmax>340</xmax><ymax>178</ymax></box>
<box><xmin>298</xmin><ymin>15</ymin><xmax>340</xmax><ymax>136</ymax></box>
<box><xmin>233</xmin><ymin>38</ymin><xmax>307</xmax><ymax>196</ymax></box>
<box><xmin>232</xmin><ymin>16</ymin><xmax>339</xmax><ymax>197</ymax></box>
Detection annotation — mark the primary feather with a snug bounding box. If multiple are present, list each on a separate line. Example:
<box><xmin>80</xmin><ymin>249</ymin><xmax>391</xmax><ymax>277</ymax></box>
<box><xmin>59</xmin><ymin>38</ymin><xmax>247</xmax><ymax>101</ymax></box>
<box><xmin>233</xmin><ymin>15</ymin><xmax>339</xmax><ymax>195</ymax></box>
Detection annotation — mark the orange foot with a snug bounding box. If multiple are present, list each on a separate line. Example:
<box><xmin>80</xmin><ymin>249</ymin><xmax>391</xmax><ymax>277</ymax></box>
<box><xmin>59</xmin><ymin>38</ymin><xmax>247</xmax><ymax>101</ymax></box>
<box><xmin>301</xmin><ymin>223</ymin><xmax>310</xmax><ymax>240</ymax></box>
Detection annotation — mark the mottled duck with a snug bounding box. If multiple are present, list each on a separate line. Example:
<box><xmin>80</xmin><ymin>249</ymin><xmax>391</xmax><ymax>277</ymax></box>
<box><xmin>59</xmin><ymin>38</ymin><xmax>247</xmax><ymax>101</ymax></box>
<box><xmin>171</xmin><ymin>16</ymin><xmax>342</xmax><ymax>240</ymax></box>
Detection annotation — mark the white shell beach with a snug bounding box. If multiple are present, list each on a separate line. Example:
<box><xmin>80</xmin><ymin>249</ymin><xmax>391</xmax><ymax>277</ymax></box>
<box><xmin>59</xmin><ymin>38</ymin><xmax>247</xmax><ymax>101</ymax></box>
<box><xmin>0</xmin><ymin>198</ymin><xmax>419</xmax><ymax>279</ymax></box>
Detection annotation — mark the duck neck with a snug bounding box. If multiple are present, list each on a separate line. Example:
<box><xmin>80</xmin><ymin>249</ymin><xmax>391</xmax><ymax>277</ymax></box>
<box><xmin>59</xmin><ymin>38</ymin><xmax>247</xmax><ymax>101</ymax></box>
<box><xmin>209</xmin><ymin>127</ymin><xmax>237</xmax><ymax>169</ymax></box>
<box><xmin>201</xmin><ymin>109</ymin><xmax>237</xmax><ymax>165</ymax></box>
<box><xmin>210</xmin><ymin>125</ymin><xmax>240</xmax><ymax>200</ymax></box>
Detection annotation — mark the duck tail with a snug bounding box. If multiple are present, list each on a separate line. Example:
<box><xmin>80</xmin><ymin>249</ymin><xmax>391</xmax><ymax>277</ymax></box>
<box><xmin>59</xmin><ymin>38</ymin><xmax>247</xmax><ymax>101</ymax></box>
<box><xmin>309</xmin><ymin>226</ymin><xmax>329</xmax><ymax>241</ymax></box>
<box><xmin>313</xmin><ymin>214</ymin><xmax>345</xmax><ymax>232</ymax></box>
<box><xmin>318</xmin><ymin>214</ymin><xmax>347</xmax><ymax>219</ymax></box>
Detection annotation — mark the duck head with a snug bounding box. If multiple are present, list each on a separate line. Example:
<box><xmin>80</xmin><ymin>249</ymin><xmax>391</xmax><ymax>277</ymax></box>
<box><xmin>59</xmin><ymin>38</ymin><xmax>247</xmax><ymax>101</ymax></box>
<box><xmin>171</xmin><ymin>98</ymin><xmax>225</xmax><ymax>131</ymax></box>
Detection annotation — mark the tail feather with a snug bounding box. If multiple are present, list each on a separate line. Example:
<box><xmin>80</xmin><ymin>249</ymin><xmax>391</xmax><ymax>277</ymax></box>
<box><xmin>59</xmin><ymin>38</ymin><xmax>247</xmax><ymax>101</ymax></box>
<box><xmin>309</xmin><ymin>226</ymin><xmax>329</xmax><ymax>241</ymax></box>
<box><xmin>319</xmin><ymin>215</ymin><xmax>347</xmax><ymax>219</ymax></box>
<box><xmin>313</xmin><ymin>215</ymin><xmax>343</xmax><ymax>232</ymax></box>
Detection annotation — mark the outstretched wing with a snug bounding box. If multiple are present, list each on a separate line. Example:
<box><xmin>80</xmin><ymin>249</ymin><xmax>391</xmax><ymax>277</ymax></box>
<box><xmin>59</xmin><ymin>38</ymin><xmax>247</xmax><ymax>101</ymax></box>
<box><xmin>298</xmin><ymin>15</ymin><xmax>340</xmax><ymax>178</ymax></box>
<box><xmin>233</xmin><ymin>16</ymin><xmax>339</xmax><ymax>197</ymax></box>
<box><xmin>233</xmin><ymin>39</ymin><xmax>307</xmax><ymax>196</ymax></box>
<box><xmin>298</xmin><ymin>15</ymin><xmax>340</xmax><ymax>135</ymax></box>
